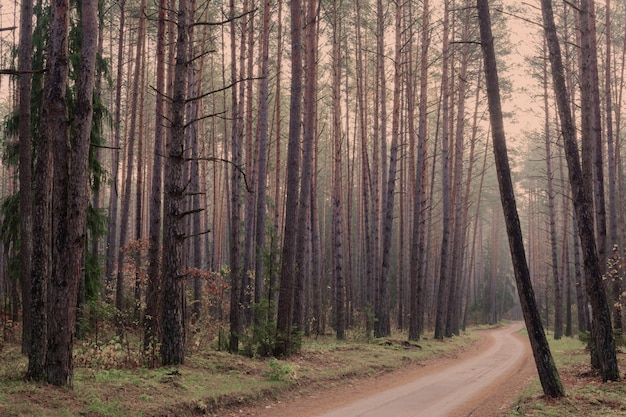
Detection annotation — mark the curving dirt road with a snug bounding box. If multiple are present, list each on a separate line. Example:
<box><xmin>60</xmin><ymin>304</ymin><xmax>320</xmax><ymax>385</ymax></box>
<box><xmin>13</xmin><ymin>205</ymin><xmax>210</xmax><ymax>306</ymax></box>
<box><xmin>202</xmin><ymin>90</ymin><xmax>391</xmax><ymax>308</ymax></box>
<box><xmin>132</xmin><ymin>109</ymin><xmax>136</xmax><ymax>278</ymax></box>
<box><xmin>315</xmin><ymin>322</ymin><xmax>532</xmax><ymax>417</ymax></box>
<box><xmin>229</xmin><ymin>322</ymin><xmax>537</xmax><ymax>417</ymax></box>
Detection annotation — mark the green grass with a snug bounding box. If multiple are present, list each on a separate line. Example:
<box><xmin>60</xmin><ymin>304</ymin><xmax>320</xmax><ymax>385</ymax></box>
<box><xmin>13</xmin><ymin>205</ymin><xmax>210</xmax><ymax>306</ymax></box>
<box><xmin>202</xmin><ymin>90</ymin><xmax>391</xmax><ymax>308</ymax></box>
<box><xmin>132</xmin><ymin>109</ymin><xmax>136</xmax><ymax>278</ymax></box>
<box><xmin>0</xmin><ymin>328</ymin><xmax>479</xmax><ymax>416</ymax></box>
<box><xmin>506</xmin><ymin>333</ymin><xmax>626</xmax><ymax>417</ymax></box>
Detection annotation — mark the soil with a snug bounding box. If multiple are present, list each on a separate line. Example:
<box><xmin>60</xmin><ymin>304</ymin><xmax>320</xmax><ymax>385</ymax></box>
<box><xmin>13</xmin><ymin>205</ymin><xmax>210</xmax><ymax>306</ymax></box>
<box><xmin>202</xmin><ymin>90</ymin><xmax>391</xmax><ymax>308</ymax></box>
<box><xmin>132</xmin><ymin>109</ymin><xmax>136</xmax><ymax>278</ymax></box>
<box><xmin>222</xmin><ymin>323</ymin><xmax>536</xmax><ymax>417</ymax></box>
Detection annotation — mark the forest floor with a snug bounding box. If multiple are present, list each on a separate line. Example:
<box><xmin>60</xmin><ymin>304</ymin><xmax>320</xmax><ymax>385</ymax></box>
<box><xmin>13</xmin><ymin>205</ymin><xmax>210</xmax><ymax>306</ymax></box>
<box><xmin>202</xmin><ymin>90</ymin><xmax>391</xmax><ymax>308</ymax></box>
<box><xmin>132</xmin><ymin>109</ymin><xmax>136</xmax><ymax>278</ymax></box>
<box><xmin>0</xmin><ymin>322</ymin><xmax>625</xmax><ymax>416</ymax></box>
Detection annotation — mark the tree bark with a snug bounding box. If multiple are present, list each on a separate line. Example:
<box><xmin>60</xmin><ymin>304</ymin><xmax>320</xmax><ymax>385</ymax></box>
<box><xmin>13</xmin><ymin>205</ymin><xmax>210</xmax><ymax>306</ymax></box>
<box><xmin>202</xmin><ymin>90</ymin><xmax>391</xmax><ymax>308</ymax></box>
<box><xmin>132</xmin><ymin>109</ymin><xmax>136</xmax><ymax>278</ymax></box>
<box><xmin>293</xmin><ymin>0</ymin><xmax>317</xmax><ymax>334</ymax></box>
<box><xmin>435</xmin><ymin>0</ymin><xmax>451</xmax><ymax>340</ymax></box>
<box><xmin>275</xmin><ymin>0</ymin><xmax>303</xmax><ymax>356</ymax></box>
<box><xmin>477</xmin><ymin>0</ymin><xmax>564</xmax><ymax>397</ymax></box>
<box><xmin>106</xmin><ymin>0</ymin><xmax>126</xmax><ymax>287</ymax></box>
<box><xmin>144</xmin><ymin>0</ymin><xmax>167</xmax><ymax>353</ymax></box>
<box><xmin>253</xmin><ymin>0</ymin><xmax>271</xmax><ymax>317</ymax></box>
<box><xmin>542</xmin><ymin>40</ymin><xmax>562</xmax><ymax>339</ymax></box>
<box><xmin>331</xmin><ymin>0</ymin><xmax>345</xmax><ymax>340</ymax></box>
<box><xmin>540</xmin><ymin>0</ymin><xmax>620</xmax><ymax>382</ymax></box>
<box><xmin>18</xmin><ymin>0</ymin><xmax>33</xmax><ymax>355</ymax></box>
<box><xmin>160</xmin><ymin>0</ymin><xmax>189</xmax><ymax>365</ymax></box>
<box><xmin>409</xmin><ymin>0</ymin><xmax>429</xmax><ymax>341</ymax></box>
<box><xmin>228</xmin><ymin>0</ymin><xmax>243</xmax><ymax>354</ymax></box>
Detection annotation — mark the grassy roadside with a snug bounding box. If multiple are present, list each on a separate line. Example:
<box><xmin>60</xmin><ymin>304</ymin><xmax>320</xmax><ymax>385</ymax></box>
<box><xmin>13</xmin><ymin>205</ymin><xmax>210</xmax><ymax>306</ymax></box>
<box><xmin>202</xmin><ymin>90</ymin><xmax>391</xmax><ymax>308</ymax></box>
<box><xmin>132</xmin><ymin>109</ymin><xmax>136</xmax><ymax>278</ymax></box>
<box><xmin>0</xmin><ymin>328</ymin><xmax>479</xmax><ymax>417</ymax></box>
<box><xmin>506</xmin><ymin>333</ymin><xmax>626</xmax><ymax>417</ymax></box>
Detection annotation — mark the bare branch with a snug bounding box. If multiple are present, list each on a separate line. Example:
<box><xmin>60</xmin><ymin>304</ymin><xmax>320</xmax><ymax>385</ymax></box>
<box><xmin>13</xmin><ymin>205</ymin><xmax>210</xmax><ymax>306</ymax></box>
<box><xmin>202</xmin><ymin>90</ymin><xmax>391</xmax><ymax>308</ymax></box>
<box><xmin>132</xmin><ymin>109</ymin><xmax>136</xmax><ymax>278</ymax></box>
<box><xmin>185</xmin><ymin>77</ymin><xmax>262</xmax><ymax>103</ymax></box>
<box><xmin>0</xmin><ymin>68</ymin><xmax>46</xmax><ymax>75</ymax></box>
<box><xmin>90</xmin><ymin>143</ymin><xmax>121</xmax><ymax>150</ymax></box>
<box><xmin>179</xmin><ymin>207</ymin><xmax>205</xmax><ymax>218</ymax></box>
<box><xmin>190</xmin><ymin>8</ymin><xmax>257</xmax><ymax>28</ymax></box>
<box><xmin>186</xmin><ymin>156</ymin><xmax>252</xmax><ymax>193</ymax></box>
<box><xmin>184</xmin><ymin>229</ymin><xmax>211</xmax><ymax>240</ymax></box>
<box><xmin>184</xmin><ymin>111</ymin><xmax>227</xmax><ymax>128</ymax></box>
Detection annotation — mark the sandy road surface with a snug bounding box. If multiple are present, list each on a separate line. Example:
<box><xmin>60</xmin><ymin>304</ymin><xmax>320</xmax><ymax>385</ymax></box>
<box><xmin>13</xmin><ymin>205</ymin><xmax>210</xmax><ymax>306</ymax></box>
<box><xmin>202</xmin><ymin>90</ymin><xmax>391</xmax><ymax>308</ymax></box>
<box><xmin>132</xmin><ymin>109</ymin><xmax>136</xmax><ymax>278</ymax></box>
<box><xmin>315</xmin><ymin>322</ymin><xmax>530</xmax><ymax>417</ymax></box>
<box><xmin>226</xmin><ymin>322</ymin><xmax>536</xmax><ymax>417</ymax></box>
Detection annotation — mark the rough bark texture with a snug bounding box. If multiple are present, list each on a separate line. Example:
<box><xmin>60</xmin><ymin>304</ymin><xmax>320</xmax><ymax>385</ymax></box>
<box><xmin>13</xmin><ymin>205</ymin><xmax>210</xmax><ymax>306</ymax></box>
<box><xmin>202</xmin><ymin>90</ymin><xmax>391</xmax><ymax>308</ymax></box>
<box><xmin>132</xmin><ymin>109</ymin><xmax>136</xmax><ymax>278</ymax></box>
<box><xmin>144</xmin><ymin>0</ymin><xmax>167</xmax><ymax>352</ymax></box>
<box><xmin>46</xmin><ymin>0</ymin><xmax>98</xmax><ymax>387</ymax></box>
<box><xmin>275</xmin><ymin>0</ymin><xmax>303</xmax><ymax>356</ymax></box>
<box><xmin>294</xmin><ymin>0</ymin><xmax>317</xmax><ymax>334</ymax></box>
<box><xmin>161</xmin><ymin>0</ymin><xmax>188</xmax><ymax>365</ymax></box>
<box><xmin>540</xmin><ymin>0</ymin><xmax>619</xmax><ymax>383</ymax></box>
<box><xmin>477</xmin><ymin>0</ymin><xmax>565</xmax><ymax>398</ymax></box>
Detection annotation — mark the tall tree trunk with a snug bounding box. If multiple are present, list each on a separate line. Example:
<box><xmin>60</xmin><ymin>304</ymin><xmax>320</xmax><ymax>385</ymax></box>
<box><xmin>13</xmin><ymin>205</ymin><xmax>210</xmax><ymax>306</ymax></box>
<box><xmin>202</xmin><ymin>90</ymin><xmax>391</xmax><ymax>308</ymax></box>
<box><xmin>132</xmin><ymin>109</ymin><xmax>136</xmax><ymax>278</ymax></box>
<box><xmin>604</xmin><ymin>0</ymin><xmax>622</xmax><ymax>332</ymax></box>
<box><xmin>435</xmin><ymin>0</ymin><xmax>451</xmax><ymax>340</ymax></box>
<box><xmin>134</xmin><ymin>0</ymin><xmax>148</xmax><ymax>317</ymax></box>
<box><xmin>27</xmin><ymin>0</ymin><xmax>56</xmax><ymax>380</ymax></box>
<box><xmin>106</xmin><ymin>0</ymin><xmax>126</xmax><ymax>286</ymax></box>
<box><xmin>540</xmin><ymin>0</ymin><xmax>620</xmax><ymax>382</ymax></box>
<box><xmin>116</xmin><ymin>6</ymin><xmax>140</xmax><ymax>323</ymax></box>
<box><xmin>186</xmin><ymin>0</ymin><xmax>202</xmax><ymax>322</ymax></box>
<box><xmin>241</xmin><ymin>0</ymin><xmax>255</xmax><ymax>327</ymax></box>
<box><xmin>47</xmin><ymin>0</ymin><xmax>72</xmax><ymax>385</ymax></box>
<box><xmin>275</xmin><ymin>0</ymin><xmax>303</xmax><ymax>356</ymax></box>
<box><xmin>409</xmin><ymin>0</ymin><xmax>429</xmax><ymax>341</ymax></box>
<box><xmin>253</xmin><ymin>0</ymin><xmax>271</xmax><ymax>318</ymax></box>
<box><xmin>161</xmin><ymin>0</ymin><xmax>189</xmax><ymax>365</ymax></box>
<box><xmin>18</xmin><ymin>0</ymin><xmax>33</xmax><ymax>355</ymax></box>
<box><xmin>585</xmin><ymin>0</ymin><xmax>607</xmax><ymax>273</ymax></box>
<box><xmin>543</xmin><ymin>41</ymin><xmax>562</xmax><ymax>339</ymax></box>
<box><xmin>46</xmin><ymin>0</ymin><xmax>98</xmax><ymax>386</ymax></box>
<box><xmin>228</xmin><ymin>0</ymin><xmax>243</xmax><ymax>354</ymax></box>
<box><xmin>294</xmin><ymin>0</ymin><xmax>317</xmax><ymax>334</ymax></box>
<box><xmin>558</xmin><ymin>135</ymin><xmax>573</xmax><ymax>337</ymax></box>
<box><xmin>144</xmin><ymin>0</ymin><xmax>167</xmax><ymax>353</ymax></box>
<box><xmin>372</xmin><ymin>0</ymin><xmax>386</xmax><ymax>338</ymax></box>
<box><xmin>447</xmin><ymin>0</ymin><xmax>472</xmax><ymax>337</ymax></box>
<box><xmin>377</xmin><ymin>0</ymin><xmax>402</xmax><ymax>338</ymax></box>
<box><xmin>331</xmin><ymin>0</ymin><xmax>345</xmax><ymax>340</ymax></box>
<box><xmin>477</xmin><ymin>0</ymin><xmax>564</xmax><ymax>397</ymax></box>
<box><xmin>355</xmin><ymin>0</ymin><xmax>374</xmax><ymax>336</ymax></box>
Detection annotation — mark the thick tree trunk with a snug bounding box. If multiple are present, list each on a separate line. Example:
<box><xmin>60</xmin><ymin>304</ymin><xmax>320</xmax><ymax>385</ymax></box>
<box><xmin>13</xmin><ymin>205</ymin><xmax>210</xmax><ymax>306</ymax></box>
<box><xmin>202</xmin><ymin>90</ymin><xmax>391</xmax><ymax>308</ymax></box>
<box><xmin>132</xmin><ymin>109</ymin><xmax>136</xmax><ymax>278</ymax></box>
<box><xmin>46</xmin><ymin>0</ymin><xmax>97</xmax><ymax>386</ymax></box>
<box><xmin>477</xmin><ymin>0</ymin><xmax>564</xmax><ymax>397</ymax></box>
<box><xmin>275</xmin><ymin>0</ymin><xmax>303</xmax><ymax>356</ymax></box>
<box><xmin>46</xmin><ymin>0</ymin><xmax>72</xmax><ymax>385</ymax></box>
<box><xmin>144</xmin><ymin>0</ymin><xmax>167</xmax><ymax>353</ymax></box>
<box><xmin>540</xmin><ymin>0</ymin><xmax>620</xmax><ymax>382</ymax></box>
<box><xmin>160</xmin><ymin>0</ymin><xmax>189</xmax><ymax>365</ymax></box>
<box><xmin>294</xmin><ymin>0</ymin><xmax>317</xmax><ymax>334</ymax></box>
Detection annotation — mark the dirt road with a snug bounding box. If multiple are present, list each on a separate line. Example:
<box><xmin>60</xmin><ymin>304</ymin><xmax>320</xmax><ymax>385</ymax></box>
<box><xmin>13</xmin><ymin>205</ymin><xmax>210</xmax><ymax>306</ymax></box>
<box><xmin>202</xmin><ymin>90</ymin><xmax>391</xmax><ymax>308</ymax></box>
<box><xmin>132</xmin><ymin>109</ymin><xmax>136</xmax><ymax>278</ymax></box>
<box><xmin>230</xmin><ymin>322</ymin><xmax>537</xmax><ymax>417</ymax></box>
<box><xmin>315</xmin><ymin>322</ymin><xmax>532</xmax><ymax>417</ymax></box>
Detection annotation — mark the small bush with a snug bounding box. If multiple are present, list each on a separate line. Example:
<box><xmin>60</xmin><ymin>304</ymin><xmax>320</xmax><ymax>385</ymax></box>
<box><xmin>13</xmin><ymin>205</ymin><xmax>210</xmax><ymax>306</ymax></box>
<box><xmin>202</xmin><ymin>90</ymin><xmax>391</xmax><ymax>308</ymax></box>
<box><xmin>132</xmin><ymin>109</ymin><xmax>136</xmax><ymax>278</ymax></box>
<box><xmin>263</xmin><ymin>358</ymin><xmax>297</xmax><ymax>382</ymax></box>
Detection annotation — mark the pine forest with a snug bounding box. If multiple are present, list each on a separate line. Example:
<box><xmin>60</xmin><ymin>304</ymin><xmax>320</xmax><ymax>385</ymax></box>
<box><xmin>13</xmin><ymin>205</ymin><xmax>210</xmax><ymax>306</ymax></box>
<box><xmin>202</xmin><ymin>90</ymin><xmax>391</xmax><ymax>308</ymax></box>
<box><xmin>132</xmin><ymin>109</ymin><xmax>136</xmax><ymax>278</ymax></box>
<box><xmin>0</xmin><ymin>0</ymin><xmax>624</xmax><ymax>405</ymax></box>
